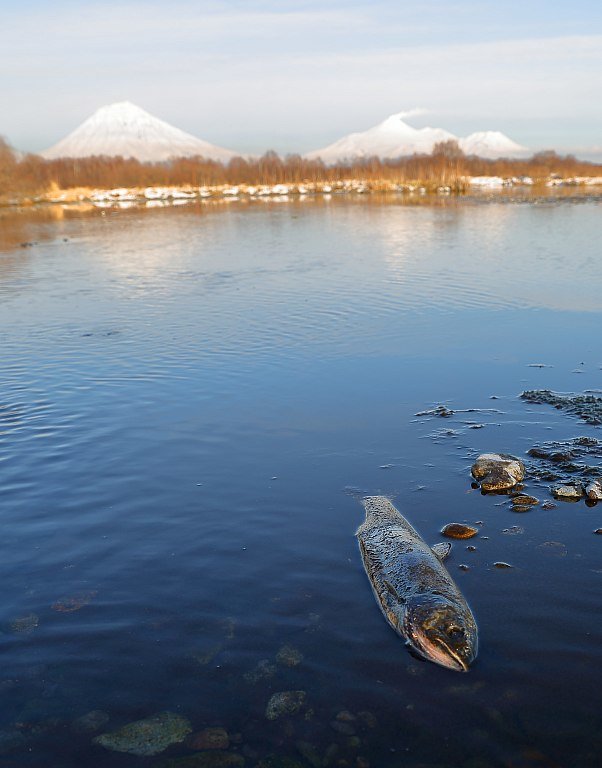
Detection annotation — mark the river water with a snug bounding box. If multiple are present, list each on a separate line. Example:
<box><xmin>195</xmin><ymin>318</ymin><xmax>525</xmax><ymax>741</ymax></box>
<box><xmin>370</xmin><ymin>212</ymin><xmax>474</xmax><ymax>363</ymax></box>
<box><xmin>0</xmin><ymin>197</ymin><xmax>601</xmax><ymax>767</ymax></box>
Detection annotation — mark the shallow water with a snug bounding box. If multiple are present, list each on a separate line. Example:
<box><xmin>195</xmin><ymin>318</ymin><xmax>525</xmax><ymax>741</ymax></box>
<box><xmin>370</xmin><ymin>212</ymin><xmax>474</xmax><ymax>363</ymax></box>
<box><xmin>0</xmin><ymin>198</ymin><xmax>601</xmax><ymax>767</ymax></box>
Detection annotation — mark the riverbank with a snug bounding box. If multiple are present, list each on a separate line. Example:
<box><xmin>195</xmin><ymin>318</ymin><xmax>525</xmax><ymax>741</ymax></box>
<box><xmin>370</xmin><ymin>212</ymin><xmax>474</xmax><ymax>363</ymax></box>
<box><xmin>3</xmin><ymin>174</ymin><xmax>602</xmax><ymax>210</ymax></box>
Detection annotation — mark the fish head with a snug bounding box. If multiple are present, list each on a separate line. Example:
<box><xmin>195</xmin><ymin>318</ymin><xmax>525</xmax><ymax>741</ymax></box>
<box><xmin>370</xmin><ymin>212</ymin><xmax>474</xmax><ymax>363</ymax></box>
<box><xmin>403</xmin><ymin>594</ymin><xmax>478</xmax><ymax>672</ymax></box>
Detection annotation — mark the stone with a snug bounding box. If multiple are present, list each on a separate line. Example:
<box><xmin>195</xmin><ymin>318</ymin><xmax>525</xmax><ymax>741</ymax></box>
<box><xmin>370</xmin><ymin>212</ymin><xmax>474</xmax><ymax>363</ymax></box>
<box><xmin>551</xmin><ymin>484</ymin><xmax>584</xmax><ymax>500</ymax></box>
<box><xmin>72</xmin><ymin>710</ymin><xmax>109</xmax><ymax>733</ymax></box>
<box><xmin>159</xmin><ymin>753</ymin><xmax>244</xmax><ymax>768</ymax></box>
<box><xmin>541</xmin><ymin>501</ymin><xmax>556</xmax><ymax>510</ymax></box>
<box><xmin>493</xmin><ymin>562</ymin><xmax>513</xmax><ymax>569</ymax></box>
<box><xmin>594</xmin><ymin>529</ymin><xmax>602</xmax><ymax>535</ymax></box>
<box><xmin>265</xmin><ymin>691</ymin><xmax>306</xmax><ymax>720</ymax></box>
<box><xmin>92</xmin><ymin>712</ymin><xmax>192</xmax><ymax>756</ymax></box>
<box><xmin>189</xmin><ymin>727</ymin><xmax>229</xmax><ymax>750</ymax></box>
<box><xmin>244</xmin><ymin>659</ymin><xmax>276</xmax><ymax>683</ymax></box>
<box><xmin>471</xmin><ymin>454</ymin><xmax>525</xmax><ymax>491</ymax></box>
<box><xmin>52</xmin><ymin>590</ymin><xmax>97</xmax><ymax>612</ymax></box>
<box><xmin>538</xmin><ymin>541</ymin><xmax>567</xmax><ymax>556</ymax></box>
<box><xmin>511</xmin><ymin>495</ymin><xmax>539</xmax><ymax>507</ymax></box>
<box><xmin>441</xmin><ymin>523</ymin><xmax>478</xmax><ymax>539</ymax></box>
<box><xmin>10</xmin><ymin>613</ymin><xmax>39</xmax><ymax>634</ymax></box>
<box><xmin>521</xmin><ymin>390</ymin><xmax>602</xmax><ymax>425</ymax></box>
<box><xmin>330</xmin><ymin>721</ymin><xmax>355</xmax><ymax>735</ymax></box>
<box><xmin>275</xmin><ymin>645</ymin><xmax>303</xmax><ymax>667</ymax></box>
<box><xmin>585</xmin><ymin>480</ymin><xmax>602</xmax><ymax>500</ymax></box>
<box><xmin>335</xmin><ymin>710</ymin><xmax>356</xmax><ymax>723</ymax></box>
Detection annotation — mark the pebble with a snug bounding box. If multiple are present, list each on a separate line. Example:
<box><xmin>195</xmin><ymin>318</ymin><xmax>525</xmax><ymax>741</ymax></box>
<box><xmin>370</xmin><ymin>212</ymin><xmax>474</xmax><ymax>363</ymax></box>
<box><xmin>265</xmin><ymin>691</ymin><xmax>306</xmax><ymax>720</ymax></box>
<box><xmin>511</xmin><ymin>495</ymin><xmax>539</xmax><ymax>507</ymax></box>
<box><xmin>275</xmin><ymin>644</ymin><xmax>303</xmax><ymax>667</ymax></box>
<box><xmin>493</xmin><ymin>562</ymin><xmax>513</xmax><ymax>569</ymax></box>
<box><xmin>594</xmin><ymin>529</ymin><xmax>602</xmax><ymax>535</ymax></box>
<box><xmin>466</xmin><ymin>545</ymin><xmax>477</xmax><ymax>551</ymax></box>
<box><xmin>441</xmin><ymin>523</ymin><xmax>478</xmax><ymax>539</ymax></box>
<box><xmin>502</xmin><ymin>526</ymin><xmax>523</xmax><ymax>535</ymax></box>
<box><xmin>458</xmin><ymin>564</ymin><xmax>469</xmax><ymax>571</ymax></box>
<box><xmin>92</xmin><ymin>712</ymin><xmax>192</xmax><ymax>756</ymax></box>
<box><xmin>72</xmin><ymin>710</ymin><xmax>109</xmax><ymax>733</ymax></box>
<box><xmin>541</xmin><ymin>501</ymin><xmax>557</xmax><ymax>510</ymax></box>
<box><xmin>10</xmin><ymin>613</ymin><xmax>39</xmax><ymax>634</ymax></box>
<box><xmin>586</xmin><ymin>480</ymin><xmax>602</xmax><ymax>500</ymax></box>
<box><xmin>551</xmin><ymin>484</ymin><xmax>584</xmax><ymax>500</ymax></box>
<box><xmin>189</xmin><ymin>727</ymin><xmax>229</xmax><ymax>751</ymax></box>
<box><xmin>471</xmin><ymin>453</ymin><xmax>525</xmax><ymax>491</ymax></box>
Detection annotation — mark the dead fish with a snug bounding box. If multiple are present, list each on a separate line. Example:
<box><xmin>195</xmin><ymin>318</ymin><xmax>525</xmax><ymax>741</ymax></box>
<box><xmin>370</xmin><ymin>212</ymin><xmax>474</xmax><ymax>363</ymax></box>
<box><xmin>356</xmin><ymin>496</ymin><xmax>478</xmax><ymax>672</ymax></box>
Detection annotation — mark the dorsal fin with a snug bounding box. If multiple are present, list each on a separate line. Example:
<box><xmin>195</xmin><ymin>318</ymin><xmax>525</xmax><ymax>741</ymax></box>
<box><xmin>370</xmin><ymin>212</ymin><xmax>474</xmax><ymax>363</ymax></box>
<box><xmin>431</xmin><ymin>542</ymin><xmax>452</xmax><ymax>561</ymax></box>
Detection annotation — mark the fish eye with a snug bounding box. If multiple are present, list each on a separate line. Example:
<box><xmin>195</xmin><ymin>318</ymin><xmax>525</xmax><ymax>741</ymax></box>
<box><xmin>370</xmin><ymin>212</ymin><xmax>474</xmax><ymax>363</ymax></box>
<box><xmin>445</xmin><ymin>625</ymin><xmax>465</xmax><ymax>640</ymax></box>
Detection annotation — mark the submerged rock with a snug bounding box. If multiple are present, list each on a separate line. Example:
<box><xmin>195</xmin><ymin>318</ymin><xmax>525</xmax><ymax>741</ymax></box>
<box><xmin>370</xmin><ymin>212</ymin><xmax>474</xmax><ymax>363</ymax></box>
<box><xmin>295</xmin><ymin>740</ymin><xmax>323</xmax><ymax>768</ymax></box>
<box><xmin>551</xmin><ymin>484</ymin><xmax>584</xmax><ymax>500</ymax></box>
<box><xmin>441</xmin><ymin>523</ymin><xmax>478</xmax><ymax>539</ymax></box>
<box><xmin>92</xmin><ymin>712</ymin><xmax>192</xmax><ymax>756</ymax></box>
<box><xmin>244</xmin><ymin>659</ymin><xmax>276</xmax><ymax>684</ymax></box>
<box><xmin>189</xmin><ymin>727</ymin><xmax>229</xmax><ymax>750</ymax></box>
<box><xmin>471</xmin><ymin>454</ymin><xmax>525</xmax><ymax>491</ymax></box>
<box><xmin>586</xmin><ymin>479</ymin><xmax>602</xmax><ymax>500</ymax></box>
<box><xmin>72</xmin><ymin>710</ymin><xmax>109</xmax><ymax>733</ymax></box>
<box><xmin>493</xmin><ymin>562</ymin><xmax>513</xmax><ymax>569</ymax></box>
<box><xmin>257</xmin><ymin>756</ymin><xmax>305</xmax><ymax>768</ymax></box>
<box><xmin>160</xmin><ymin>753</ymin><xmax>244</xmax><ymax>768</ymax></box>
<box><xmin>511</xmin><ymin>494</ymin><xmax>539</xmax><ymax>507</ymax></box>
<box><xmin>10</xmin><ymin>613</ymin><xmax>39</xmax><ymax>634</ymax></box>
<box><xmin>521</xmin><ymin>390</ymin><xmax>602</xmax><ymax>425</ymax></box>
<box><xmin>52</xmin><ymin>590</ymin><xmax>97</xmax><ymax>612</ymax></box>
<box><xmin>275</xmin><ymin>645</ymin><xmax>303</xmax><ymax>667</ymax></box>
<box><xmin>265</xmin><ymin>691</ymin><xmax>306</xmax><ymax>720</ymax></box>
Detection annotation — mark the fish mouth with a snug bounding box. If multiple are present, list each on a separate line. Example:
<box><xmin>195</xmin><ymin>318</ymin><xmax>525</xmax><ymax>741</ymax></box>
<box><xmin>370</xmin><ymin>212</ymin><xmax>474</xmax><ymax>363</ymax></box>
<box><xmin>434</xmin><ymin>639</ymin><xmax>470</xmax><ymax>672</ymax></box>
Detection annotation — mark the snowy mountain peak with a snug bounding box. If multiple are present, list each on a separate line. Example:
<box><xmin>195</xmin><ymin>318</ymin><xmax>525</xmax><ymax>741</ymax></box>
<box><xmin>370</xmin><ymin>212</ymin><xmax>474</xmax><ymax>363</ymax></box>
<box><xmin>41</xmin><ymin>102</ymin><xmax>237</xmax><ymax>163</ymax></box>
<box><xmin>306</xmin><ymin>112</ymin><xmax>529</xmax><ymax>163</ymax></box>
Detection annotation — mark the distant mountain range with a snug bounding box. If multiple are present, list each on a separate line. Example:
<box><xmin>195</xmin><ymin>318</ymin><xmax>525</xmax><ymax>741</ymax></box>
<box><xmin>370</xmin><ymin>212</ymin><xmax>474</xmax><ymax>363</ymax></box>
<box><xmin>305</xmin><ymin>112</ymin><xmax>529</xmax><ymax>162</ymax></box>
<box><xmin>39</xmin><ymin>102</ymin><xmax>529</xmax><ymax>163</ymax></box>
<box><xmin>41</xmin><ymin>102</ymin><xmax>237</xmax><ymax>163</ymax></box>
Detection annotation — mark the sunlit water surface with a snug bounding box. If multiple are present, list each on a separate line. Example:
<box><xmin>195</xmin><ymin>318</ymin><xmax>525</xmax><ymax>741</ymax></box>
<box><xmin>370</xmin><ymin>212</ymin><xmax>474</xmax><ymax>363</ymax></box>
<box><xmin>0</xmin><ymin>198</ymin><xmax>601</xmax><ymax>767</ymax></box>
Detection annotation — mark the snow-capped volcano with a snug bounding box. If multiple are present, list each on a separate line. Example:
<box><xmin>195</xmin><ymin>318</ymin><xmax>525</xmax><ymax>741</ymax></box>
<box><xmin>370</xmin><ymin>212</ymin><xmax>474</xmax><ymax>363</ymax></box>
<box><xmin>459</xmin><ymin>131</ymin><xmax>528</xmax><ymax>159</ymax></box>
<box><xmin>306</xmin><ymin>113</ymin><xmax>528</xmax><ymax>162</ymax></box>
<box><xmin>41</xmin><ymin>102</ymin><xmax>237</xmax><ymax>163</ymax></box>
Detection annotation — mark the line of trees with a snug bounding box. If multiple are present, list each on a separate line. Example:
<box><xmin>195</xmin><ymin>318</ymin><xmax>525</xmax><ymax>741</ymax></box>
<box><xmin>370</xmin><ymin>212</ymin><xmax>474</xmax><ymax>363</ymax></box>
<box><xmin>1</xmin><ymin>137</ymin><xmax>601</xmax><ymax>200</ymax></box>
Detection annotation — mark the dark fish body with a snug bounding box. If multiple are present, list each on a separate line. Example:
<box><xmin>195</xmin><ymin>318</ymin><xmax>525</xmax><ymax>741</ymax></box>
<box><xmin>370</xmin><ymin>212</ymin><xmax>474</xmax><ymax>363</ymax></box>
<box><xmin>357</xmin><ymin>496</ymin><xmax>478</xmax><ymax>672</ymax></box>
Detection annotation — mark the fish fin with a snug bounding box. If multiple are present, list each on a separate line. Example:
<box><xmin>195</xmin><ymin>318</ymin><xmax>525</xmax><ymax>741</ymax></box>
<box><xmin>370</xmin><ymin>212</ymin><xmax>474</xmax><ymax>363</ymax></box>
<box><xmin>431</xmin><ymin>542</ymin><xmax>452</xmax><ymax>561</ymax></box>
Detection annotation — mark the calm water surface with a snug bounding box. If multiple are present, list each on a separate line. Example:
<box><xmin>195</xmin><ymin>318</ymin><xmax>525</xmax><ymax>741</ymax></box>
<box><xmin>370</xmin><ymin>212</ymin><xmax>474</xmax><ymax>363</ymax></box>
<box><xmin>0</xmin><ymin>198</ymin><xmax>601</xmax><ymax>767</ymax></box>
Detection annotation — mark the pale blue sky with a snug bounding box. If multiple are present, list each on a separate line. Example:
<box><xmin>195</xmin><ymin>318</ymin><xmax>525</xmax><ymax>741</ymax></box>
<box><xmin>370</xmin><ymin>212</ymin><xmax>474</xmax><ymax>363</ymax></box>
<box><xmin>1</xmin><ymin>0</ymin><xmax>601</xmax><ymax>156</ymax></box>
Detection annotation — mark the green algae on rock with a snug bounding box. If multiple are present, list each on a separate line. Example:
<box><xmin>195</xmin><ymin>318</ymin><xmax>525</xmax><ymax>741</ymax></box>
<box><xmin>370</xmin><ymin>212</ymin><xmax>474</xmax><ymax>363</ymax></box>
<box><xmin>265</xmin><ymin>691</ymin><xmax>306</xmax><ymax>720</ymax></box>
<box><xmin>92</xmin><ymin>712</ymin><xmax>192</xmax><ymax>756</ymax></box>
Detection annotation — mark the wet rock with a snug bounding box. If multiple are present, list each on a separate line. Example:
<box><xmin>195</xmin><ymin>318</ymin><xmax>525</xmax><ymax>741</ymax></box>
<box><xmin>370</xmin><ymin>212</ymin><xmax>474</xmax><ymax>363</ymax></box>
<box><xmin>521</xmin><ymin>390</ymin><xmax>602</xmax><ymax>425</ymax></box>
<box><xmin>458</xmin><ymin>564</ymin><xmax>470</xmax><ymax>571</ymax></box>
<box><xmin>52</xmin><ymin>590</ymin><xmax>97</xmax><ymax>612</ymax></box>
<box><xmin>265</xmin><ymin>691</ymin><xmax>306</xmax><ymax>720</ymax></box>
<box><xmin>159</xmin><ymin>754</ymin><xmax>244</xmax><ymax>768</ymax></box>
<box><xmin>92</xmin><ymin>711</ymin><xmax>192</xmax><ymax>756</ymax></box>
<box><xmin>330</xmin><ymin>720</ymin><xmax>355</xmax><ymax>736</ymax></box>
<box><xmin>192</xmin><ymin>644</ymin><xmax>223</xmax><ymax>666</ymax></box>
<box><xmin>189</xmin><ymin>727</ymin><xmax>229</xmax><ymax>750</ymax></box>
<box><xmin>538</xmin><ymin>541</ymin><xmax>567</xmax><ymax>557</ymax></box>
<box><xmin>276</xmin><ymin>645</ymin><xmax>303</xmax><ymax>667</ymax></box>
<box><xmin>594</xmin><ymin>529</ymin><xmax>602</xmax><ymax>535</ymax></box>
<box><xmin>244</xmin><ymin>659</ymin><xmax>276</xmax><ymax>684</ymax></box>
<box><xmin>502</xmin><ymin>526</ymin><xmax>523</xmax><ymax>535</ymax></box>
<box><xmin>471</xmin><ymin>454</ymin><xmax>525</xmax><ymax>491</ymax></box>
<box><xmin>493</xmin><ymin>562</ymin><xmax>513</xmax><ymax>569</ymax></box>
<box><xmin>295</xmin><ymin>740</ymin><xmax>323</xmax><ymax>768</ymax></box>
<box><xmin>72</xmin><ymin>709</ymin><xmax>109</xmax><ymax>733</ymax></box>
<box><xmin>356</xmin><ymin>711</ymin><xmax>377</xmax><ymax>729</ymax></box>
<box><xmin>541</xmin><ymin>501</ymin><xmax>557</xmax><ymax>510</ymax></box>
<box><xmin>586</xmin><ymin>480</ymin><xmax>602</xmax><ymax>500</ymax></box>
<box><xmin>441</xmin><ymin>523</ymin><xmax>478</xmax><ymax>540</ymax></box>
<box><xmin>551</xmin><ymin>484</ymin><xmax>584</xmax><ymax>500</ymax></box>
<box><xmin>511</xmin><ymin>494</ymin><xmax>539</xmax><ymax>507</ymax></box>
<box><xmin>257</xmin><ymin>756</ymin><xmax>305</xmax><ymax>768</ymax></box>
<box><xmin>466</xmin><ymin>545</ymin><xmax>477</xmax><ymax>551</ymax></box>
<box><xmin>10</xmin><ymin>613</ymin><xmax>39</xmax><ymax>634</ymax></box>
<box><xmin>415</xmin><ymin>405</ymin><xmax>454</xmax><ymax>417</ymax></box>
